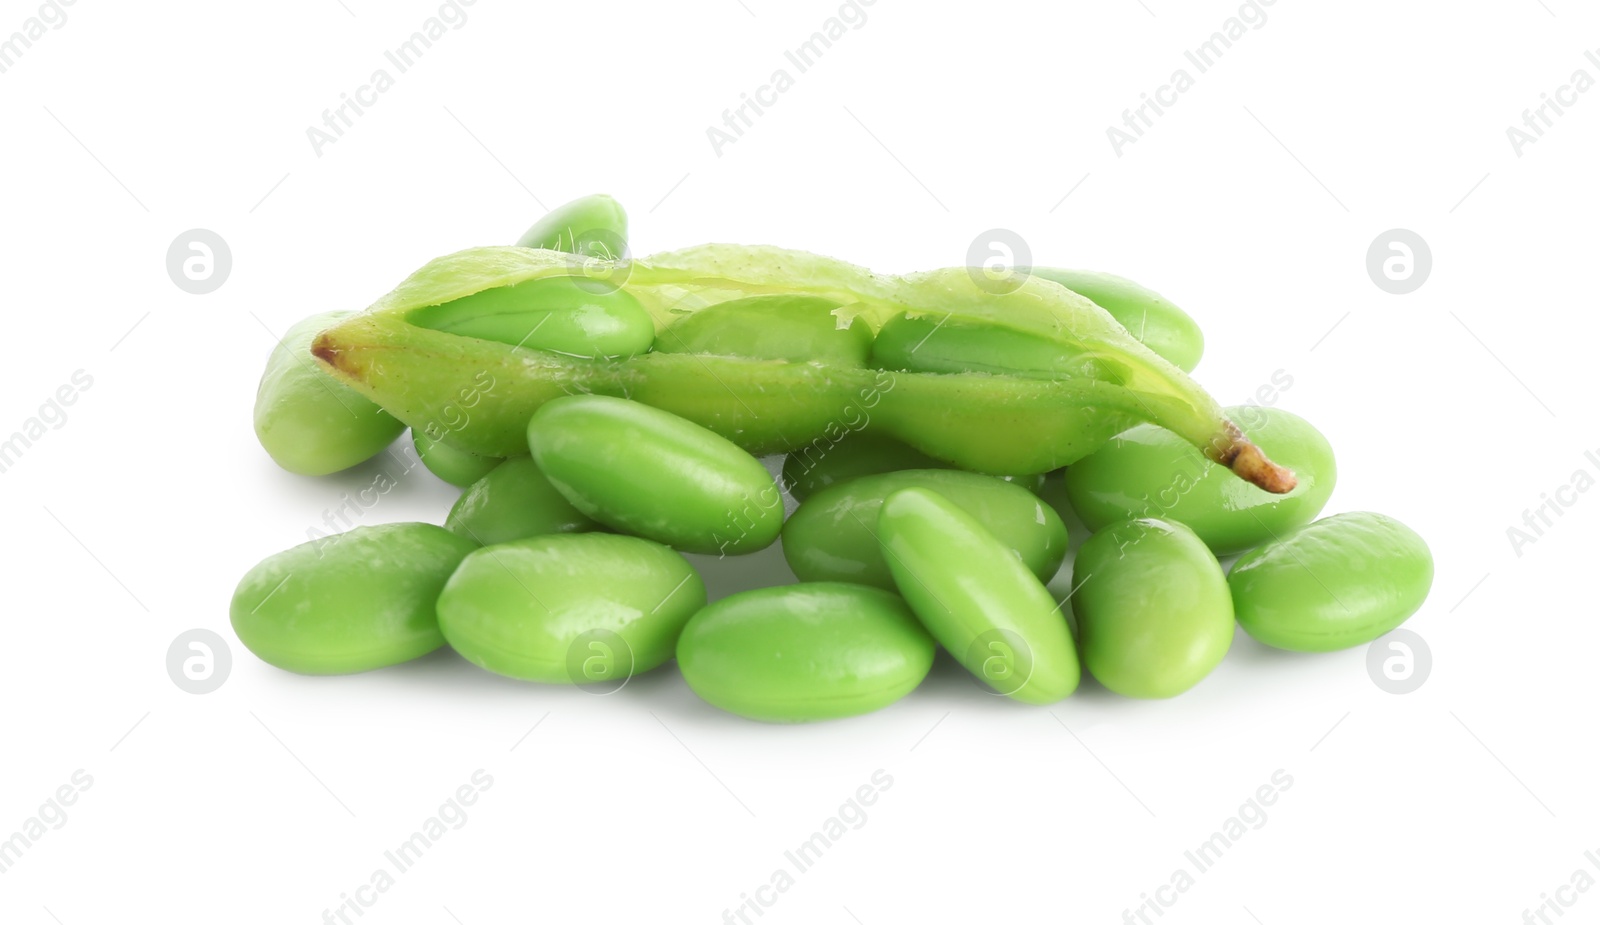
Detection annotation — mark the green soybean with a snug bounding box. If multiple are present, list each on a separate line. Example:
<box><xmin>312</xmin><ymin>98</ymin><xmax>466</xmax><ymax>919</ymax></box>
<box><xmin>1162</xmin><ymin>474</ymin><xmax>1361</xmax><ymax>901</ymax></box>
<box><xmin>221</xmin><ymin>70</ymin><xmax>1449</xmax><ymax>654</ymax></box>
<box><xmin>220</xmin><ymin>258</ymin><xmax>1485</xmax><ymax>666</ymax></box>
<box><xmin>784</xmin><ymin>469</ymin><xmax>1067</xmax><ymax>591</ymax></box>
<box><xmin>515</xmin><ymin>193</ymin><xmax>629</xmax><ymax>255</ymax></box>
<box><xmin>656</xmin><ymin>294</ymin><xmax>872</xmax><ymax>367</ymax></box>
<box><xmin>872</xmin><ymin>311</ymin><xmax>1127</xmax><ymax>382</ymax></box>
<box><xmin>230</xmin><ymin>523</ymin><xmax>478</xmax><ymax>674</ymax></box>
<box><xmin>412</xmin><ymin>429</ymin><xmax>502</xmax><ymax>488</ymax></box>
<box><xmin>877</xmin><ymin>487</ymin><xmax>1079</xmax><ymax>704</ymax></box>
<box><xmin>471</xmin><ymin>193</ymin><xmax>642</xmax><ymax>355</ymax></box>
<box><xmin>527</xmin><ymin>394</ymin><xmax>783</xmax><ymax>555</ymax></box>
<box><xmin>1071</xmin><ymin>518</ymin><xmax>1234</xmax><ymax>698</ymax></box>
<box><xmin>1031</xmin><ymin>268</ymin><xmax>1204</xmax><ymax>372</ymax></box>
<box><xmin>254</xmin><ymin>310</ymin><xmax>406</xmax><ymax>476</ymax></box>
<box><xmin>1229</xmin><ymin>512</ymin><xmax>1433</xmax><ymax>652</ymax></box>
<box><xmin>445</xmin><ymin>457</ymin><xmax>598</xmax><ymax>546</ymax></box>
<box><xmin>1064</xmin><ymin>406</ymin><xmax>1335</xmax><ymax>555</ymax></box>
<box><xmin>438</xmin><ymin>533</ymin><xmax>705</xmax><ymax>683</ymax></box>
<box><xmin>408</xmin><ymin>277</ymin><xmax>655</xmax><ymax>359</ymax></box>
<box><xmin>781</xmin><ymin>433</ymin><xmax>1048</xmax><ymax>502</ymax></box>
<box><xmin>676</xmin><ymin>583</ymin><xmax>935</xmax><ymax>723</ymax></box>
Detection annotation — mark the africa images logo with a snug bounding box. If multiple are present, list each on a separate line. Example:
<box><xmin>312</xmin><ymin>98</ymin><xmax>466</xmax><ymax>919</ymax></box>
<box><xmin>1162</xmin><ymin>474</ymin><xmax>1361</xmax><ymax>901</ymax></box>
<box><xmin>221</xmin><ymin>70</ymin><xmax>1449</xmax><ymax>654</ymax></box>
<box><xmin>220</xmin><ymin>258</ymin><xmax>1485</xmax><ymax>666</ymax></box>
<box><xmin>0</xmin><ymin>0</ymin><xmax>78</xmax><ymax>77</ymax></box>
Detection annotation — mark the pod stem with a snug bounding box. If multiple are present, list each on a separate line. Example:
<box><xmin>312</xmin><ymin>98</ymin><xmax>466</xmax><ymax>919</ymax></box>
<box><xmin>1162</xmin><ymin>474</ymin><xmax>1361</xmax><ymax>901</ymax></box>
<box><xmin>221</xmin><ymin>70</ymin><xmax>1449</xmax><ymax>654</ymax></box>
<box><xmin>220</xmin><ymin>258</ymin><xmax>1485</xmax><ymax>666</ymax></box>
<box><xmin>1210</xmin><ymin>421</ymin><xmax>1298</xmax><ymax>494</ymax></box>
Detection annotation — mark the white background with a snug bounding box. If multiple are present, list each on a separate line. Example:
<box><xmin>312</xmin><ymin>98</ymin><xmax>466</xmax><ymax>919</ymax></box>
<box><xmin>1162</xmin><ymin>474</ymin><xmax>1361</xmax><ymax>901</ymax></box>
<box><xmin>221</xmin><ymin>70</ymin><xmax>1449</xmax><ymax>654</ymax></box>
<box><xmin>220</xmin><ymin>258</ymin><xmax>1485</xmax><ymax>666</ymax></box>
<box><xmin>1</xmin><ymin>1</ymin><xmax>1594</xmax><ymax>922</ymax></box>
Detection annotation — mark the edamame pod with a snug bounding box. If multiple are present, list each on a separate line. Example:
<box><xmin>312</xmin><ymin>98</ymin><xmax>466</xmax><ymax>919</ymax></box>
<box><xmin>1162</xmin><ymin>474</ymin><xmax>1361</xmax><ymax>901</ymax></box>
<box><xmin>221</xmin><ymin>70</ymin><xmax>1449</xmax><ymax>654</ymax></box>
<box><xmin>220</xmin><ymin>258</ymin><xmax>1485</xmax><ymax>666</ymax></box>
<box><xmin>315</xmin><ymin>245</ymin><xmax>1298</xmax><ymax>493</ymax></box>
<box><xmin>253</xmin><ymin>310</ymin><xmax>405</xmax><ymax>476</ymax></box>
<box><xmin>676</xmin><ymin>583</ymin><xmax>935</xmax><ymax>722</ymax></box>
<box><xmin>445</xmin><ymin>457</ymin><xmax>598</xmax><ymax>546</ymax></box>
<box><xmin>1071</xmin><ymin>518</ymin><xmax>1233</xmax><ymax>698</ymax></box>
<box><xmin>1229</xmin><ymin>512</ymin><xmax>1433</xmax><ymax>652</ymax></box>
<box><xmin>515</xmin><ymin>193</ymin><xmax>629</xmax><ymax>255</ymax></box>
<box><xmin>1064</xmin><ymin>406</ymin><xmax>1335</xmax><ymax>555</ymax></box>
<box><xmin>1031</xmin><ymin>268</ymin><xmax>1204</xmax><ymax>373</ymax></box>
<box><xmin>408</xmin><ymin>277</ymin><xmax>655</xmax><ymax>359</ymax></box>
<box><xmin>527</xmin><ymin>395</ymin><xmax>784</xmax><ymax>555</ymax></box>
<box><xmin>784</xmin><ymin>470</ymin><xmax>1068</xmax><ymax>591</ymax></box>
<box><xmin>877</xmin><ymin>487</ymin><xmax>1079</xmax><ymax>704</ymax></box>
<box><xmin>655</xmin><ymin>294</ymin><xmax>873</xmax><ymax>367</ymax></box>
<box><xmin>438</xmin><ymin>533</ymin><xmax>705</xmax><ymax>683</ymax></box>
<box><xmin>230</xmin><ymin>523</ymin><xmax>478</xmax><ymax>674</ymax></box>
<box><xmin>413</xmin><ymin>429</ymin><xmax>502</xmax><ymax>488</ymax></box>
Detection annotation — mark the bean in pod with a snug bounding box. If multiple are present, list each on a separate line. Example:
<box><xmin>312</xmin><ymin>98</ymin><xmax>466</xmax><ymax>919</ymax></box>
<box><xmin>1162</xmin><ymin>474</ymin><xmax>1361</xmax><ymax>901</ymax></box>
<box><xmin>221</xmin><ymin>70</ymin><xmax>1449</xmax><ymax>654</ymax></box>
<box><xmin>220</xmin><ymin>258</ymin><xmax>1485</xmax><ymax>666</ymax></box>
<box><xmin>1071</xmin><ymin>518</ymin><xmax>1234</xmax><ymax>698</ymax></box>
<box><xmin>408</xmin><ymin>277</ymin><xmax>655</xmax><ymax>359</ymax></box>
<box><xmin>230</xmin><ymin>523</ymin><xmax>479</xmax><ymax>674</ymax></box>
<box><xmin>676</xmin><ymin>583</ymin><xmax>935</xmax><ymax>723</ymax></box>
<box><xmin>454</xmin><ymin>192</ymin><xmax>641</xmax><ymax>355</ymax></box>
<box><xmin>445</xmin><ymin>457</ymin><xmax>598</xmax><ymax>546</ymax></box>
<box><xmin>1229</xmin><ymin>512</ymin><xmax>1433</xmax><ymax>652</ymax></box>
<box><xmin>877</xmin><ymin>487</ymin><xmax>1079</xmax><ymax>704</ymax></box>
<box><xmin>1064</xmin><ymin>405</ymin><xmax>1334</xmax><ymax>555</ymax></box>
<box><xmin>783</xmin><ymin>469</ymin><xmax>1068</xmax><ymax>591</ymax></box>
<box><xmin>253</xmin><ymin>310</ymin><xmax>406</xmax><ymax>476</ymax></box>
<box><xmin>655</xmin><ymin>294</ymin><xmax>873</xmax><ymax>367</ymax></box>
<box><xmin>527</xmin><ymin>395</ymin><xmax>784</xmax><ymax>555</ymax></box>
<box><xmin>438</xmin><ymin>533</ymin><xmax>706</xmax><ymax>684</ymax></box>
<box><xmin>872</xmin><ymin>311</ymin><xmax>1125</xmax><ymax>382</ymax></box>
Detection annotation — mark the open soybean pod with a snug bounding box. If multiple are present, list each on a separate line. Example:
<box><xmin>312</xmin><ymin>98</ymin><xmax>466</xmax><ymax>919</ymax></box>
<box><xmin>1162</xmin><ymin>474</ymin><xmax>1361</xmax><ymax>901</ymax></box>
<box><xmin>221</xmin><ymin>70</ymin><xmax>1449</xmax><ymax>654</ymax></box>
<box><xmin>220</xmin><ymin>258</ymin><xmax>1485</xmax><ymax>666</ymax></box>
<box><xmin>252</xmin><ymin>195</ymin><xmax>631</xmax><ymax>477</ymax></box>
<box><xmin>312</xmin><ymin>243</ymin><xmax>1296</xmax><ymax>493</ymax></box>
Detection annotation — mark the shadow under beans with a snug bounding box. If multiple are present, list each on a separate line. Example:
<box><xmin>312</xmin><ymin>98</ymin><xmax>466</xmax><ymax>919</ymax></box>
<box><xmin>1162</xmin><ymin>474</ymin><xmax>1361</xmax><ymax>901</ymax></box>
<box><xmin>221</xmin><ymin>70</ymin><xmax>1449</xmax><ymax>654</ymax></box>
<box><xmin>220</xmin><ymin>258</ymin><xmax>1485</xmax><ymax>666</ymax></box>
<box><xmin>366</xmin><ymin>643</ymin><xmax>694</xmax><ymax>705</ymax></box>
<box><xmin>254</xmin><ymin>435</ymin><xmax>463</xmax><ymax>516</ymax></box>
<box><xmin>1224</xmin><ymin>628</ymin><xmax>1322</xmax><ymax>666</ymax></box>
<box><xmin>682</xmin><ymin>539</ymin><xmax>798</xmax><ymax>603</ymax></box>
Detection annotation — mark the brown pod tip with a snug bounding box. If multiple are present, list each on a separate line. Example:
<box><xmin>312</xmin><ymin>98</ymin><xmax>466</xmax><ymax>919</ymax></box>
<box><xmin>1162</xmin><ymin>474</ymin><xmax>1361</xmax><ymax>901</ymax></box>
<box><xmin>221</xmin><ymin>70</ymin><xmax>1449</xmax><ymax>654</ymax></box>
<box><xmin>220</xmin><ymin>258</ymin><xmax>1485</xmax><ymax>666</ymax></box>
<box><xmin>1209</xmin><ymin>422</ymin><xmax>1298</xmax><ymax>495</ymax></box>
<box><xmin>310</xmin><ymin>330</ymin><xmax>357</xmax><ymax>381</ymax></box>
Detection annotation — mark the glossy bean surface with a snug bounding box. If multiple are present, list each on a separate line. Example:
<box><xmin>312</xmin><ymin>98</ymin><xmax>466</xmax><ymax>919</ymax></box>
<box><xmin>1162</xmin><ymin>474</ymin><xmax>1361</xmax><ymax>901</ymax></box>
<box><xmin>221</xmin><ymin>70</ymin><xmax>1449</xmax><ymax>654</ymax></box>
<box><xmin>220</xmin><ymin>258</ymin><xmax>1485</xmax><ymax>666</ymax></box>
<box><xmin>254</xmin><ymin>310</ymin><xmax>405</xmax><ymax>476</ymax></box>
<box><xmin>1064</xmin><ymin>406</ymin><xmax>1335</xmax><ymax>555</ymax></box>
<box><xmin>784</xmin><ymin>469</ymin><xmax>1067</xmax><ymax>590</ymax></box>
<box><xmin>1229</xmin><ymin>512</ymin><xmax>1433</xmax><ymax>652</ymax></box>
<box><xmin>877</xmin><ymin>487</ymin><xmax>1079</xmax><ymax>704</ymax></box>
<box><xmin>230</xmin><ymin>523</ymin><xmax>478</xmax><ymax>674</ymax></box>
<box><xmin>438</xmin><ymin>533</ymin><xmax>705</xmax><ymax>683</ymax></box>
<box><xmin>445</xmin><ymin>457</ymin><xmax>598</xmax><ymax>546</ymax></box>
<box><xmin>514</xmin><ymin>193</ymin><xmax>629</xmax><ymax>255</ymax></box>
<box><xmin>527</xmin><ymin>395</ymin><xmax>783</xmax><ymax>554</ymax></box>
<box><xmin>676</xmin><ymin>582</ymin><xmax>935</xmax><ymax>722</ymax></box>
<box><xmin>1071</xmin><ymin>518</ymin><xmax>1234</xmax><ymax>698</ymax></box>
